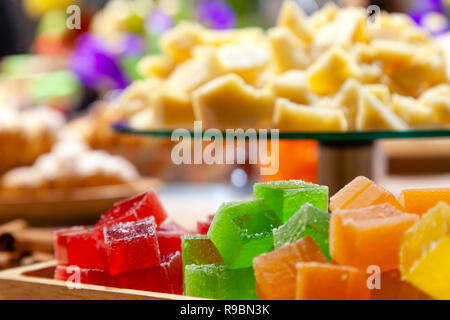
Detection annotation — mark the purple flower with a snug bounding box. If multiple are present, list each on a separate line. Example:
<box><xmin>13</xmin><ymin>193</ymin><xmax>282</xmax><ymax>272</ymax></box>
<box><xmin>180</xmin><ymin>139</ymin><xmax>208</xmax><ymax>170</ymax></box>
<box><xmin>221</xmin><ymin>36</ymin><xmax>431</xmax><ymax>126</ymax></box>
<box><xmin>196</xmin><ymin>0</ymin><xmax>236</xmax><ymax>30</ymax></box>
<box><xmin>119</xmin><ymin>33</ymin><xmax>146</xmax><ymax>57</ymax></box>
<box><xmin>146</xmin><ymin>10</ymin><xmax>174</xmax><ymax>35</ymax></box>
<box><xmin>409</xmin><ymin>0</ymin><xmax>449</xmax><ymax>35</ymax></box>
<box><xmin>69</xmin><ymin>34</ymin><xmax>129</xmax><ymax>91</ymax></box>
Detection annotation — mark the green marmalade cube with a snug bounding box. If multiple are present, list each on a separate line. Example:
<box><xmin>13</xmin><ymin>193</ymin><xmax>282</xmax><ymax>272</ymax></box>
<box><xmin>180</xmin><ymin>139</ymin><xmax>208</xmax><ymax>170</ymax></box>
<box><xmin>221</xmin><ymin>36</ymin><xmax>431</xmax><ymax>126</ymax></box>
<box><xmin>207</xmin><ymin>199</ymin><xmax>281</xmax><ymax>269</ymax></box>
<box><xmin>181</xmin><ymin>234</ymin><xmax>223</xmax><ymax>295</ymax></box>
<box><xmin>273</xmin><ymin>203</ymin><xmax>331</xmax><ymax>260</ymax></box>
<box><xmin>184</xmin><ymin>264</ymin><xmax>257</xmax><ymax>300</ymax></box>
<box><xmin>254</xmin><ymin>180</ymin><xmax>329</xmax><ymax>222</ymax></box>
<box><xmin>181</xmin><ymin>235</ymin><xmax>223</xmax><ymax>268</ymax></box>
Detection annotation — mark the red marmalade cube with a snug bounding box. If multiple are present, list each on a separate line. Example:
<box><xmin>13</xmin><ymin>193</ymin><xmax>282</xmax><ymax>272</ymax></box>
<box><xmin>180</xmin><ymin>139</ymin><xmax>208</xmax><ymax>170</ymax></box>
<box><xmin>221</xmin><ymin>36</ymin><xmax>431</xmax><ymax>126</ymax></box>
<box><xmin>197</xmin><ymin>214</ymin><xmax>215</xmax><ymax>234</ymax></box>
<box><xmin>54</xmin><ymin>265</ymin><xmax>117</xmax><ymax>287</ymax></box>
<box><xmin>164</xmin><ymin>251</ymin><xmax>183</xmax><ymax>295</ymax></box>
<box><xmin>157</xmin><ymin>222</ymin><xmax>189</xmax><ymax>255</ymax></box>
<box><xmin>54</xmin><ymin>226</ymin><xmax>88</xmax><ymax>265</ymax></box>
<box><xmin>117</xmin><ymin>251</ymin><xmax>182</xmax><ymax>294</ymax></box>
<box><xmin>96</xmin><ymin>190</ymin><xmax>167</xmax><ymax>228</ymax></box>
<box><xmin>66</xmin><ymin>230</ymin><xmax>108</xmax><ymax>270</ymax></box>
<box><xmin>104</xmin><ymin>217</ymin><xmax>161</xmax><ymax>275</ymax></box>
<box><xmin>159</xmin><ymin>221</ymin><xmax>189</xmax><ymax>233</ymax></box>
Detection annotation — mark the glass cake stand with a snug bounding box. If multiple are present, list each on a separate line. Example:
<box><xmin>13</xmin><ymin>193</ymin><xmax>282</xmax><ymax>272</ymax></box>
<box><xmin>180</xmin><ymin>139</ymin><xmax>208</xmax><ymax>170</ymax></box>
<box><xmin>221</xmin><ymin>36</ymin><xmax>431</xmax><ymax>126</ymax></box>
<box><xmin>113</xmin><ymin>122</ymin><xmax>450</xmax><ymax>194</ymax></box>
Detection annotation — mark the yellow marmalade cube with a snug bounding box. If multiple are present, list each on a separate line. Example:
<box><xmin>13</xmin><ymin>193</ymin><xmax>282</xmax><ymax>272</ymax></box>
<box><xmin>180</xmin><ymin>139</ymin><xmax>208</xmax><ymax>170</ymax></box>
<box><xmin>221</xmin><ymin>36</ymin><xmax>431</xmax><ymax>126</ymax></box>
<box><xmin>426</xmin><ymin>96</ymin><xmax>450</xmax><ymax>125</ymax></box>
<box><xmin>420</xmin><ymin>84</ymin><xmax>450</xmax><ymax>103</ymax></box>
<box><xmin>313</xmin><ymin>8</ymin><xmax>368</xmax><ymax>50</ymax></box>
<box><xmin>307</xmin><ymin>47</ymin><xmax>354</xmax><ymax>96</ymax></box>
<box><xmin>331</xmin><ymin>78</ymin><xmax>362</xmax><ymax>130</ymax></box>
<box><xmin>268</xmin><ymin>27</ymin><xmax>311</xmax><ymax>73</ymax></box>
<box><xmin>216</xmin><ymin>42</ymin><xmax>270</xmax><ymax>85</ymax></box>
<box><xmin>138</xmin><ymin>55</ymin><xmax>175</xmax><ymax>79</ymax></box>
<box><xmin>353</xmin><ymin>63</ymin><xmax>383</xmax><ymax>85</ymax></box>
<box><xmin>151</xmin><ymin>88</ymin><xmax>195</xmax><ymax>129</ymax></box>
<box><xmin>273</xmin><ymin>98</ymin><xmax>348</xmax><ymax>132</ymax></box>
<box><xmin>371</xmin><ymin>39</ymin><xmax>416</xmax><ymax>65</ymax></box>
<box><xmin>368</xmin><ymin>12</ymin><xmax>423</xmax><ymax>43</ymax></box>
<box><xmin>356</xmin><ymin>90</ymin><xmax>409</xmax><ymax>131</ymax></box>
<box><xmin>392</xmin><ymin>94</ymin><xmax>435</xmax><ymax>128</ymax></box>
<box><xmin>420</xmin><ymin>84</ymin><xmax>450</xmax><ymax>125</ymax></box>
<box><xmin>364</xmin><ymin>84</ymin><xmax>391</xmax><ymax>105</ymax></box>
<box><xmin>270</xmin><ymin>70</ymin><xmax>317</xmax><ymax>106</ymax></box>
<box><xmin>308</xmin><ymin>2</ymin><xmax>339</xmax><ymax>30</ymax></box>
<box><xmin>202</xmin><ymin>28</ymin><xmax>265</xmax><ymax>47</ymax></box>
<box><xmin>193</xmin><ymin>74</ymin><xmax>275</xmax><ymax>129</ymax></box>
<box><xmin>277</xmin><ymin>0</ymin><xmax>313</xmax><ymax>42</ymax></box>
<box><xmin>117</xmin><ymin>78</ymin><xmax>162</xmax><ymax>115</ymax></box>
<box><xmin>400</xmin><ymin>202</ymin><xmax>450</xmax><ymax>300</ymax></box>
<box><xmin>159</xmin><ymin>22</ymin><xmax>206</xmax><ymax>62</ymax></box>
<box><xmin>166</xmin><ymin>47</ymin><xmax>223</xmax><ymax>94</ymax></box>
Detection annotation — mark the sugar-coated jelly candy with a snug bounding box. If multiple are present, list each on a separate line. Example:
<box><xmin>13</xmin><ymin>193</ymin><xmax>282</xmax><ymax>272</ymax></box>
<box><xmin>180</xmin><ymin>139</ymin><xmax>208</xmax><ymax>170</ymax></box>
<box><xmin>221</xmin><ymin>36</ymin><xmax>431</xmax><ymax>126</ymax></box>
<box><xmin>253</xmin><ymin>236</ymin><xmax>328</xmax><ymax>300</ymax></box>
<box><xmin>399</xmin><ymin>188</ymin><xmax>450</xmax><ymax>215</ymax></box>
<box><xmin>370</xmin><ymin>270</ymin><xmax>431</xmax><ymax>300</ymax></box>
<box><xmin>254</xmin><ymin>180</ymin><xmax>328</xmax><ymax>222</ymax></box>
<box><xmin>157</xmin><ymin>223</ymin><xmax>188</xmax><ymax>255</ymax></box>
<box><xmin>181</xmin><ymin>234</ymin><xmax>224</xmax><ymax>295</ymax></box>
<box><xmin>197</xmin><ymin>214</ymin><xmax>215</xmax><ymax>234</ymax></box>
<box><xmin>330</xmin><ymin>176</ymin><xmax>403</xmax><ymax>212</ymax></box>
<box><xmin>273</xmin><ymin>203</ymin><xmax>331</xmax><ymax>259</ymax></box>
<box><xmin>400</xmin><ymin>202</ymin><xmax>450</xmax><ymax>300</ymax></box>
<box><xmin>157</xmin><ymin>221</ymin><xmax>189</xmax><ymax>255</ymax></box>
<box><xmin>117</xmin><ymin>251</ymin><xmax>182</xmax><ymax>294</ymax></box>
<box><xmin>96</xmin><ymin>189</ymin><xmax>167</xmax><ymax>228</ymax></box>
<box><xmin>181</xmin><ymin>234</ymin><xmax>223</xmax><ymax>268</ymax></box>
<box><xmin>208</xmin><ymin>199</ymin><xmax>281</xmax><ymax>269</ymax></box>
<box><xmin>184</xmin><ymin>264</ymin><xmax>257</xmax><ymax>300</ymax></box>
<box><xmin>296</xmin><ymin>262</ymin><xmax>370</xmax><ymax>300</ymax></box>
<box><xmin>330</xmin><ymin>203</ymin><xmax>418</xmax><ymax>271</ymax></box>
<box><xmin>54</xmin><ymin>265</ymin><xmax>117</xmax><ymax>287</ymax></box>
<box><xmin>164</xmin><ymin>251</ymin><xmax>184</xmax><ymax>295</ymax></box>
<box><xmin>53</xmin><ymin>226</ymin><xmax>87</xmax><ymax>265</ymax></box>
<box><xmin>104</xmin><ymin>217</ymin><xmax>160</xmax><ymax>275</ymax></box>
<box><xmin>66</xmin><ymin>230</ymin><xmax>108</xmax><ymax>270</ymax></box>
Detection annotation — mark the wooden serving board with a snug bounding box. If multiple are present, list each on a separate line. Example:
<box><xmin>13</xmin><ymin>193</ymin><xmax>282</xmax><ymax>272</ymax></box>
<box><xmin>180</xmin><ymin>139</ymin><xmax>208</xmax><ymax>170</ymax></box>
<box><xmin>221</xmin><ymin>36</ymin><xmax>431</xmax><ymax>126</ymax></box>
<box><xmin>0</xmin><ymin>178</ymin><xmax>161</xmax><ymax>226</ymax></box>
<box><xmin>0</xmin><ymin>261</ymin><xmax>191</xmax><ymax>300</ymax></box>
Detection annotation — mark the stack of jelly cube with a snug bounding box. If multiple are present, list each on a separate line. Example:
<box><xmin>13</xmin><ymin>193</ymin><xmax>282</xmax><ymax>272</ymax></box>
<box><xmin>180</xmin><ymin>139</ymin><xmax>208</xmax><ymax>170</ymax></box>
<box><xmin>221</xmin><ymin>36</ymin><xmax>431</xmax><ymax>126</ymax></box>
<box><xmin>249</xmin><ymin>177</ymin><xmax>448</xmax><ymax>300</ymax></box>
<box><xmin>53</xmin><ymin>178</ymin><xmax>450</xmax><ymax>300</ymax></box>
<box><xmin>182</xmin><ymin>179</ymin><xmax>330</xmax><ymax>300</ymax></box>
<box><xmin>53</xmin><ymin>189</ymin><xmax>187</xmax><ymax>294</ymax></box>
<box><xmin>301</xmin><ymin>176</ymin><xmax>448</xmax><ymax>300</ymax></box>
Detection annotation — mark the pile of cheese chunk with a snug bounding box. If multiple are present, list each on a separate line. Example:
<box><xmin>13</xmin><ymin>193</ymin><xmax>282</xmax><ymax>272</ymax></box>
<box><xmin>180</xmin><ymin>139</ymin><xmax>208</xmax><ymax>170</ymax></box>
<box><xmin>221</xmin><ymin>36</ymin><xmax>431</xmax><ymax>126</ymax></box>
<box><xmin>118</xmin><ymin>1</ymin><xmax>450</xmax><ymax>132</ymax></box>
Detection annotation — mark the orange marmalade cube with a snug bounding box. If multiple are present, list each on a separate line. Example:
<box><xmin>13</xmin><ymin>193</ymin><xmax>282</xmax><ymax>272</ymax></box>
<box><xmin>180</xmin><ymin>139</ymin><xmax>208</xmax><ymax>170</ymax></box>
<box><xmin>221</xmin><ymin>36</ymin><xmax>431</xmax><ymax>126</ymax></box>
<box><xmin>330</xmin><ymin>203</ymin><xmax>419</xmax><ymax>271</ymax></box>
<box><xmin>330</xmin><ymin>176</ymin><xmax>404</xmax><ymax>212</ymax></box>
<box><xmin>370</xmin><ymin>270</ymin><xmax>431</xmax><ymax>300</ymax></box>
<box><xmin>399</xmin><ymin>188</ymin><xmax>450</xmax><ymax>215</ymax></box>
<box><xmin>296</xmin><ymin>262</ymin><xmax>370</xmax><ymax>300</ymax></box>
<box><xmin>253</xmin><ymin>236</ymin><xmax>328</xmax><ymax>300</ymax></box>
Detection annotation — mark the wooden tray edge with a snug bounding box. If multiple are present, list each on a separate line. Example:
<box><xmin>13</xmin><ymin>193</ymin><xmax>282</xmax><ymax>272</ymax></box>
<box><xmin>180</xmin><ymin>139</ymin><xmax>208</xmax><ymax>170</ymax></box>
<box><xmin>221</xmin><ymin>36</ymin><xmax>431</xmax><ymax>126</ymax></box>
<box><xmin>0</xmin><ymin>178</ymin><xmax>161</xmax><ymax>204</ymax></box>
<box><xmin>0</xmin><ymin>261</ymin><xmax>195</xmax><ymax>300</ymax></box>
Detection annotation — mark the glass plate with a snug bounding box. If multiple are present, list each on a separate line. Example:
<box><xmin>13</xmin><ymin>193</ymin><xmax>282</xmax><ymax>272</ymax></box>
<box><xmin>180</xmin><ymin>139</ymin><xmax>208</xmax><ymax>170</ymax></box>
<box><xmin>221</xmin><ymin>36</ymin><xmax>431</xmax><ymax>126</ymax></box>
<box><xmin>113</xmin><ymin>122</ymin><xmax>450</xmax><ymax>142</ymax></box>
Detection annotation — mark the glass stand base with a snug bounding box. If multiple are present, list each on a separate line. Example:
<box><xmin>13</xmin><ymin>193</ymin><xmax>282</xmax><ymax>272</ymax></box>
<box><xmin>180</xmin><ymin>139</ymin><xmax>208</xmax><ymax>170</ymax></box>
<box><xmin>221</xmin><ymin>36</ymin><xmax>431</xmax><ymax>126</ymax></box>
<box><xmin>319</xmin><ymin>141</ymin><xmax>374</xmax><ymax>196</ymax></box>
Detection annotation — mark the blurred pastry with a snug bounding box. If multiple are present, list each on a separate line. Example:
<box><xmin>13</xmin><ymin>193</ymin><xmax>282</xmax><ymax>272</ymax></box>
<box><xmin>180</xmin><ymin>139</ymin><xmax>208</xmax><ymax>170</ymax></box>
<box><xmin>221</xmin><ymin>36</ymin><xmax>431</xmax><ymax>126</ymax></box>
<box><xmin>1</xmin><ymin>138</ymin><xmax>140</xmax><ymax>194</ymax></box>
<box><xmin>0</xmin><ymin>107</ymin><xmax>64</xmax><ymax>175</ymax></box>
